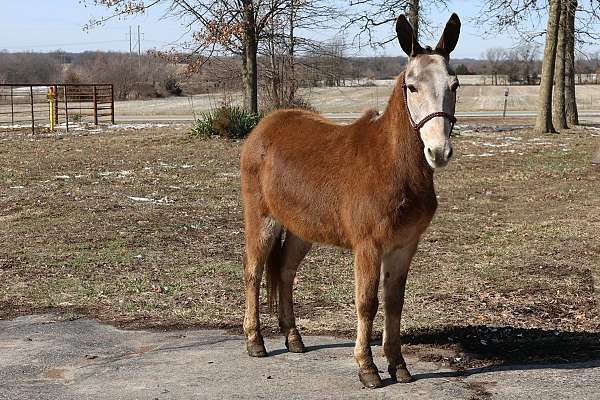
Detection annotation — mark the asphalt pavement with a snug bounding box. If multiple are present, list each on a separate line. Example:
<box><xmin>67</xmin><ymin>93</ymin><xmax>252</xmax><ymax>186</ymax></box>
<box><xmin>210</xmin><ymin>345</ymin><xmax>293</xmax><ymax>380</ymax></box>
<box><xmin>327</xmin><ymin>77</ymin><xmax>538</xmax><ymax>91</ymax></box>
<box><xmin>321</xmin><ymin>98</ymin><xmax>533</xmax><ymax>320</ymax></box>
<box><xmin>1</xmin><ymin>314</ymin><xmax>599</xmax><ymax>399</ymax></box>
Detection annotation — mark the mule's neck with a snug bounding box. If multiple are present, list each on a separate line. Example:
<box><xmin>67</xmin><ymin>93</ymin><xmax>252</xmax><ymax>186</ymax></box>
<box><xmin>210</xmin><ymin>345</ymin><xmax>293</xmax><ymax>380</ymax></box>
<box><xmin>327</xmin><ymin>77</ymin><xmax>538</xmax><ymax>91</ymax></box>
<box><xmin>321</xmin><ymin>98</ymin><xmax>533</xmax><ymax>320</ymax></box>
<box><xmin>380</xmin><ymin>71</ymin><xmax>434</xmax><ymax>188</ymax></box>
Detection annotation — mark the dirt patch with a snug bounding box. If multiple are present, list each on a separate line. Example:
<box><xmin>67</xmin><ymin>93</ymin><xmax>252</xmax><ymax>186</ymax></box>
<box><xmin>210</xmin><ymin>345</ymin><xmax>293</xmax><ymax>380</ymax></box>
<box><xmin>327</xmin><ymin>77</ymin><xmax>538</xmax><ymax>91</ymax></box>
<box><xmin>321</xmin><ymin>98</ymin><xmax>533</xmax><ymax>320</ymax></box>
<box><xmin>465</xmin><ymin>381</ymin><xmax>494</xmax><ymax>400</ymax></box>
<box><xmin>0</xmin><ymin>123</ymin><xmax>599</xmax><ymax>361</ymax></box>
<box><xmin>44</xmin><ymin>367</ymin><xmax>74</xmax><ymax>382</ymax></box>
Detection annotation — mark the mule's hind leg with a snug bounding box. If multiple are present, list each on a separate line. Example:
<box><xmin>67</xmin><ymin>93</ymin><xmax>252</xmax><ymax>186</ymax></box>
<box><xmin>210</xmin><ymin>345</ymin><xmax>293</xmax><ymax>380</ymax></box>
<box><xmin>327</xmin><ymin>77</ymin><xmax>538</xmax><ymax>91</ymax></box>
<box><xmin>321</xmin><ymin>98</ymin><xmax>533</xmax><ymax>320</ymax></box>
<box><xmin>243</xmin><ymin>213</ymin><xmax>281</xmax><ymax>357</ymax></box>
<box><xmin>382</xmin><ymin>241</ymin><xmax>418</xmax><ymax>383</ymax></box>
<box><xmin>353</xmin><ymin>243</ymin><xmax>383</xmax><ymax>389</ymax></box>
<box><xmin>278</xmin><ymin>231</ymin><xmax>312</xmax><ymax>353</ymax></box>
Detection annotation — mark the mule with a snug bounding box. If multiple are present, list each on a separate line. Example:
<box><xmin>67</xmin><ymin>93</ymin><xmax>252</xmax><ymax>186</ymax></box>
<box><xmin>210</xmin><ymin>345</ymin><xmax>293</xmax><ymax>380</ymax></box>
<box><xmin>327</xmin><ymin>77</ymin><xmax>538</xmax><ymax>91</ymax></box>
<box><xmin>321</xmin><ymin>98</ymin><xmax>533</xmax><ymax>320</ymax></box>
<box><xmin>240</xmin><ymin>13</ymin><xmax>461</xmax><ymax>389</ymax></box>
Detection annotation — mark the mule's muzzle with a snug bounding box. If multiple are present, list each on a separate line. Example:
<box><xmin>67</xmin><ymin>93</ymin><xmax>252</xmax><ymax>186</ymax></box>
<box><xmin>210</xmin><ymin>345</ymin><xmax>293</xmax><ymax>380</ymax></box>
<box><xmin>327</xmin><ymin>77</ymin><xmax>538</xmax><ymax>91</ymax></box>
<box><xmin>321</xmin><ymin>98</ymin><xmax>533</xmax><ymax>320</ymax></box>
<box><xmin>426</xmin><ymin>144</ymin><xmax>453</xmax><ymax>168</ymax></box>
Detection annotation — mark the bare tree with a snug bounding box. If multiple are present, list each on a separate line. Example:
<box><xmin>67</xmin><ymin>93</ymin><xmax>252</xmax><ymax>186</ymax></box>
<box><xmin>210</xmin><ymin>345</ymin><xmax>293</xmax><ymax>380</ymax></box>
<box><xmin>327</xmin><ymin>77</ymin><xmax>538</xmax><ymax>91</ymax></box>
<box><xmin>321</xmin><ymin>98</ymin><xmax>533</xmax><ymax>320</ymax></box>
<box><xmin>476</xmin><ymin>0</ymin><xmax>600</xmax><ymax>128</ymax></box>
<box><xmin>565</xmin><ymin>0</ymin><xmax>579</xmax><ymax>125</ymax></box>
<box><xmin>485</xmin><ymin>48</ymin><xmax>506</xmax><ymax>85</ymax></box>
<box><xmin>347</xmin><ymin>0</ymin><xmax>447</xmax><ymax>46</ymax></box>
<box><xmin>407</xmin><ymin>0</ymin><xmax>419</xmax><ymax>39</ymax></box>
<box><xmin>0</xmin><ymin>52</ymin><xmax>61</xmax><ymax>83</ymax></box>
<box><xmin>552</xmin><ymin>0</ymin><xmax>568</xmax><ymax>130</ymax></box>
<box><xmin>503</xmin><ymin>44</ymin><xmax>539</xmax><ymax>84</ymax></box>
<box><xmin>261</xmin><ymin>0</ymin><xmax>340</xmax><ymax>109</ymax></box>
<box><xmin>86</xmin><ymin>0</ymin><xmax>301</xmax><ymax>113</ymax></box>
<box><xmin>535</xmin><ymin>0</ymin><xmax>561</xmax><ymax>134</ymax></box>
<box><xmin>518</xmin><ymin>44</ymin><xmax>540</xmax><ymax>85</ymax></box>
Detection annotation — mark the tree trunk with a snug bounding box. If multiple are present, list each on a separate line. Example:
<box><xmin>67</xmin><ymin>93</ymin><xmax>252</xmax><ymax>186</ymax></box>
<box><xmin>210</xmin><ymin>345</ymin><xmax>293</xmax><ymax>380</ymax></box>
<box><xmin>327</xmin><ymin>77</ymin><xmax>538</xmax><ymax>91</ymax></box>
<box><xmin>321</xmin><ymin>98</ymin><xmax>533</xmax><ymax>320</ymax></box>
<box><xmin>242</xmin><ymin>0</ymin><xmax>259</xmax><ymax>114</ymax></box>
<box><xmin>552</xmin><ymin>1</ymin><xmax>568</xmax><ymax>130</ymax></box>
<box><xmin>241</xmin><ymin>43</ymin><xmax>248</xmax><ymax>107</ymax></box>
<box><xmin>535</xmin><ymin>0</ymin><xmax>562</xmax><ymax>134</ymax></box>
<box><xmin>565</xmin><ymin>0</ymin><xmax>579</xmax><ymax>125</ymax></box>
<box><xmin>407</xmin><ymin>0</ymin><xmax>419</xmax><ymax>39</ymax></box>
<box><xmin>269</xmin><ymin>0</ymin><xmax>280</xmax><ymax>109</ymax></box>
<box><xmin>288</xmin><ymin>0</ymin><xmax>296</xmax><ymax>103</ymax></box>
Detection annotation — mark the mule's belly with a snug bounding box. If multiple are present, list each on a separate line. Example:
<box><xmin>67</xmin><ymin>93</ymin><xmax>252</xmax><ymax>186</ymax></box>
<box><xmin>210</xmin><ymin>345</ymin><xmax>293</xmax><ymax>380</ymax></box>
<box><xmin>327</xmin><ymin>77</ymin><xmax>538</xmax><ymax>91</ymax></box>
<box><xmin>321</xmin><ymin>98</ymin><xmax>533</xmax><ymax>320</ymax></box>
<box><xmin>263</xmin><ymin>182</ymin><xmax>436</xmax><ymax>251</ymax></box>
<box><xmin>264</xmin><ymin>186</ymin><xmax>352</xmax><ymax>248</ymax></box>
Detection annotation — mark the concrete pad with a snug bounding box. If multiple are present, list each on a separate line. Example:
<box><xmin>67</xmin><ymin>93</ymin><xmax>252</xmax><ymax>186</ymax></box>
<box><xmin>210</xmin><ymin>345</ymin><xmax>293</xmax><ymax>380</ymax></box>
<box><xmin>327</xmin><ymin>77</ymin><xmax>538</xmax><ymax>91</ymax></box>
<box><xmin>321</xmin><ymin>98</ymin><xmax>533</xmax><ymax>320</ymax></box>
<box><xmin>1</xmin><ymin>315</ymin><xmax>599</xmax><ymax>399</ymax></box>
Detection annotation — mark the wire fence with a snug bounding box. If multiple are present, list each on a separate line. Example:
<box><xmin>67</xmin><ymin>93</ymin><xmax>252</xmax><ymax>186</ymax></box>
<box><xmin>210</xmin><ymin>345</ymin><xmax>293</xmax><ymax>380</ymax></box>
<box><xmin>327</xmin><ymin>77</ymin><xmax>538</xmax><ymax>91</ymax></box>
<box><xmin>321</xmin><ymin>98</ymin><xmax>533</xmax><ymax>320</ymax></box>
<box><xmin>0</xmin><ymin>83</ymin><xmax>114</xmax><ymax>134</ymax></box>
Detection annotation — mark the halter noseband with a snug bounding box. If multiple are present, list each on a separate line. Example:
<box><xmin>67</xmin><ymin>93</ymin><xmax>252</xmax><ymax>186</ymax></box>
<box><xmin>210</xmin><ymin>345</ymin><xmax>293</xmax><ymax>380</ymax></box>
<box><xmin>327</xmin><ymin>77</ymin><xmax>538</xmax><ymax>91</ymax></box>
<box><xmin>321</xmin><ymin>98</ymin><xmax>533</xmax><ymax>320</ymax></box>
<box><xmin>402</xmin><ymin>83</ymin><xmax>457</xmax><ymax>135</ymax></box>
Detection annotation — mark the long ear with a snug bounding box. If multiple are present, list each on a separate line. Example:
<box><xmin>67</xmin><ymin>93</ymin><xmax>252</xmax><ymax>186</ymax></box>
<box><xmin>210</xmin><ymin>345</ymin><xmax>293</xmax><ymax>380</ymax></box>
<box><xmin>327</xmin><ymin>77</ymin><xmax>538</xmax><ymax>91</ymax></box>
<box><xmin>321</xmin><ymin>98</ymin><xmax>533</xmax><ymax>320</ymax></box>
<box><xmin>396</xmin><ymin>15</ymin><xmax>423</xmax><ymax>57</ymax></box>
<box><xmin>435</xmin><ymin>13</ymin><xmax>461</xmax><ymax>58</ymax></box>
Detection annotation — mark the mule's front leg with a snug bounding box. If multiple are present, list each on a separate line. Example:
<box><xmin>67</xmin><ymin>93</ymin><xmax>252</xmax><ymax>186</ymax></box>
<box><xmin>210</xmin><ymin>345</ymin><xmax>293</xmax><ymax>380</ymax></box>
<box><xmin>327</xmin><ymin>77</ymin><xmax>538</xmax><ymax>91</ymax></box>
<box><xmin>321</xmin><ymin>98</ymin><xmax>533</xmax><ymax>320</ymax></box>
<box><xmin>382</xmin><ymin>243</ymin><xmax>418</xmax><ymax>383</ymax></box>
<box><xmin>353</xmin><ymin>244</ymin><xmax>383</xmax><ymax>389</ymax></box>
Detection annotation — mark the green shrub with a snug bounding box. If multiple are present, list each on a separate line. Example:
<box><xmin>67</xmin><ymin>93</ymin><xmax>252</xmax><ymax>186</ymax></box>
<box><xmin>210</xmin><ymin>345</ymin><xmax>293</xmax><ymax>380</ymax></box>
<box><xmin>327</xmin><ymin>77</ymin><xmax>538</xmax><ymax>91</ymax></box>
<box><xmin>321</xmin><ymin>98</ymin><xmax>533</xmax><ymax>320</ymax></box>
<box><xmin>190</xmin><ymin>106</ymin><xmax>261</xmax><ymax>139</ymax></box>
<box><xmin>190</xmin><ymin>111</ymin><xmax>217</xmax><ymax>138</ymax></box>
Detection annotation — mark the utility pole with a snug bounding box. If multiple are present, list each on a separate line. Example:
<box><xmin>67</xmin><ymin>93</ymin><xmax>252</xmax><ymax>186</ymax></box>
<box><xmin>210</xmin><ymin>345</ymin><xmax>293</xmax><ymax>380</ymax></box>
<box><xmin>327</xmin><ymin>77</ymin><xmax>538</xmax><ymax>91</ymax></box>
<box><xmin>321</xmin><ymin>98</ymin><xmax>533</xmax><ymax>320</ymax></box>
<box><xmin>129</xmin><ymin>26</ymin><xmax>132</xmax><ymax>54</ymax></box>
<box><xmin>137</xmin><ymin>25</ymin><xmax>142</xmax><ymax>73</ymax></box>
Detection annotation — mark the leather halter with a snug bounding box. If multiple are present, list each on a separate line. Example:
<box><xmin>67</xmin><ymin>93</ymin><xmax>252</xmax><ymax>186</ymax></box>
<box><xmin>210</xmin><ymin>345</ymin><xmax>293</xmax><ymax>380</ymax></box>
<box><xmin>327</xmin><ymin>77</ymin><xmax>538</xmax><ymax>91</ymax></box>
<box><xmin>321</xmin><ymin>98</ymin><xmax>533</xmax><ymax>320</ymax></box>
<box><xmin>402</xmin><ymin>82</ymin><xmax>457</xmax><ymax>135</ymax></box>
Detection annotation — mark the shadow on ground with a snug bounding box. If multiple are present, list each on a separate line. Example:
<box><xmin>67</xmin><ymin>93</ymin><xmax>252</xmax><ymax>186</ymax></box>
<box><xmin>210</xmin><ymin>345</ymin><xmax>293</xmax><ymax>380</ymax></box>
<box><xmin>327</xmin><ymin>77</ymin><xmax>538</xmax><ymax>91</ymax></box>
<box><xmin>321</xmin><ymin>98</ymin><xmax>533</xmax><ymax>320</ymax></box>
<box><xmin>270</xmin><ymin>324</ymin><xmax>600</xmax><ymax>382</ymax></box>
<box><xmin>400</xmin><ymin>325</ymin><xmax>600</xmax><ymax>365</ymax></box>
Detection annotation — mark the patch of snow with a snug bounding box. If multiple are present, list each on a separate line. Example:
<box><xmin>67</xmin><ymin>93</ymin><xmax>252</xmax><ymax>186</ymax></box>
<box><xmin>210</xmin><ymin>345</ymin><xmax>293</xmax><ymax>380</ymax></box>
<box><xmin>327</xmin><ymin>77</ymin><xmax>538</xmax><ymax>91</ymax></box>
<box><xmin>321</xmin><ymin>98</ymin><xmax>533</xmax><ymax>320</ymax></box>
<box><xmin>99</xmin><ymin>170</ymin><xmax>133</xmax><ymax>177</ymax></box>
<box><xmin>108</xmin><ymin>123</ymin><xmax>171</xmax><ymax>130</ymax></box>
<box><xmin>127</xmin><ymin>196</ymin><xmax>173</xmax><ymax>204</ymax></box>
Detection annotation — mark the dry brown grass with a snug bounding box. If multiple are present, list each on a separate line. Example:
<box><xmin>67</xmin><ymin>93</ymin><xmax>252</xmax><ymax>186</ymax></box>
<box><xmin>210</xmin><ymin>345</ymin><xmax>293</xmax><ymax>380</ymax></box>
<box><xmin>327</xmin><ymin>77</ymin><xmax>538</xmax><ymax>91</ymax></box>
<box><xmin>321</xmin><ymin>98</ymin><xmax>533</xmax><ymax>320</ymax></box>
<box><xmin>0</xmin><ymin>123</ymin><xmax>599</xmax><ymax>342</ymax></box>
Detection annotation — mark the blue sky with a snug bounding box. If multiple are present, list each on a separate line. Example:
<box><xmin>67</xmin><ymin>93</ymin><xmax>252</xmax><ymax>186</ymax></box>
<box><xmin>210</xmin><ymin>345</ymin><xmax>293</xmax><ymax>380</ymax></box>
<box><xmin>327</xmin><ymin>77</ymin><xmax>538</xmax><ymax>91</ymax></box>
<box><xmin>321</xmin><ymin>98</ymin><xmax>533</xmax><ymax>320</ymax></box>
<box><xmin>0</xmin><ymin>0</ymin><xmax>571</xmax><ymax>59</ymax></box>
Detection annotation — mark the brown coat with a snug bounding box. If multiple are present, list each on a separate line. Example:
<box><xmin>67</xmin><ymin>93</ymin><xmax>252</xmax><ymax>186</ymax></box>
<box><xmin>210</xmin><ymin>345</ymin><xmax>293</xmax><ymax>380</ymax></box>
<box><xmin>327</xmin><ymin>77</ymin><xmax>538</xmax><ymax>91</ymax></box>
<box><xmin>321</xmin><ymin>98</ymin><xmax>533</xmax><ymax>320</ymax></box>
<box><xmin>240</xmin><ymin>72</ymin><xmax>437</xmax><ymax>253</ymax></box>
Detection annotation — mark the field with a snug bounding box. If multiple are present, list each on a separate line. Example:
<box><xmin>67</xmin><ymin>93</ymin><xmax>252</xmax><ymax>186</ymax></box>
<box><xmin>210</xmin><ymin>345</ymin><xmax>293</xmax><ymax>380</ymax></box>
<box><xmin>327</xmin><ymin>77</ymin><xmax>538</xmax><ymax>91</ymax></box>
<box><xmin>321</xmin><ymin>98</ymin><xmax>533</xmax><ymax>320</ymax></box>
<box><xmin>1</xmin><ymin>121</ymin><xmax>599</xmax><ymax>356</ymax></box>
<box><xmin>114</xmin><ymin>84</ymin><xmax>600</xmax><ymax>117</ymax></box>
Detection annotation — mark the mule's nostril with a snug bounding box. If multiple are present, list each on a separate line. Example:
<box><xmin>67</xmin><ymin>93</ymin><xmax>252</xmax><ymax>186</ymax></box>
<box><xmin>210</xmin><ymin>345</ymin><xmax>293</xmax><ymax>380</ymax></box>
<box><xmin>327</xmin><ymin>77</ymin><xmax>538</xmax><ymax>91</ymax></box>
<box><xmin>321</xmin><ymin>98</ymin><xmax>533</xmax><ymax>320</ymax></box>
<box><xmin>427</xmin><ymin>148</ymin><xmax>435</xmax><ymax>160</ymax></box>
<box><xmin>447</xmin><ymin>147</ymin><xmax>454</xmax><ymax>160</ymax></box>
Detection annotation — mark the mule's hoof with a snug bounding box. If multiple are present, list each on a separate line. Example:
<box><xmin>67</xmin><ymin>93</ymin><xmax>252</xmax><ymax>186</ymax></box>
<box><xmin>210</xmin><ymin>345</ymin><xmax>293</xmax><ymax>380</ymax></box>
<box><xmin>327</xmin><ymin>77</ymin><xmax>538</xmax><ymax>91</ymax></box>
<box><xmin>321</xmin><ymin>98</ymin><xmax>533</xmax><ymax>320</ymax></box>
<box><xmin>246</xmin><ymin>341</ymin><xmax>267</xmax><ymax>357</ymax></box>
<box><xmin>285</xmin><ymin>336</ymin><xmax>306</xmax><ymax>353</ymax></box>
<box><xmin>358</xmin><ymin>369</ymin><xmax>384</xmax><ymax>389</ymax></box>
<box><xmin>389</xmin><ymin>366</ymin><xmax>413</xmax><ymax>383</ymax></box>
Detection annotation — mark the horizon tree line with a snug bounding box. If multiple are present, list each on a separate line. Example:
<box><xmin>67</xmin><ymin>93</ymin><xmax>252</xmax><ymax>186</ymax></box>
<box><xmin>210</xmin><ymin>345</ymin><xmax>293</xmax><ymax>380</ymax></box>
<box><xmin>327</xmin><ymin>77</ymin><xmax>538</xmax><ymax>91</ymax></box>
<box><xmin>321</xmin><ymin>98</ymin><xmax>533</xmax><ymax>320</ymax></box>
<box><xmin>16</xmin><ymin>1</ymin><xmax>600</xmax><ymax>133</ymax></box>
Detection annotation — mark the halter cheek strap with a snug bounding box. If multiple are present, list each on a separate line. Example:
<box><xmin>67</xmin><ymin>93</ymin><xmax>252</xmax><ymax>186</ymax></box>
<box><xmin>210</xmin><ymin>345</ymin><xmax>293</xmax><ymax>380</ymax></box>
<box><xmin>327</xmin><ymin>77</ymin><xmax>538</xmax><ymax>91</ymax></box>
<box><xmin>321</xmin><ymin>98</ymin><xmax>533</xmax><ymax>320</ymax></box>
<box><xmin>402</xmin><ymin>83</ymin><xmax>457</xmax><ymax>135</ymax></box>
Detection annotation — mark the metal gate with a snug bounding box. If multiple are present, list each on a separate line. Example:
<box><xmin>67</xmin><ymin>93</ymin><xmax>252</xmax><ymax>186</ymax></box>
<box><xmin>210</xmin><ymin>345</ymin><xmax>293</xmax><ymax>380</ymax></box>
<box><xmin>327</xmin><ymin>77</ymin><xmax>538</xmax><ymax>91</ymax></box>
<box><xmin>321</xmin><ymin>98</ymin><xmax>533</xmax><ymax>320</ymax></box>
<box><xmin>0</xmin><ymin>83</ymin><xmax>114</xmax><ymax>134</ymax></box>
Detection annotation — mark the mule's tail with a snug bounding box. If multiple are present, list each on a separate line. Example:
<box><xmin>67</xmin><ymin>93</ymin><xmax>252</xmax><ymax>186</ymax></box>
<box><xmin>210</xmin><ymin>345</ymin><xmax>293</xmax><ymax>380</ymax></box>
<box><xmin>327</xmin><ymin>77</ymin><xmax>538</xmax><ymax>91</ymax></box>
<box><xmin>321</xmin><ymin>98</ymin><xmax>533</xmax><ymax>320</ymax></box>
<box><xmin>265</xmin><ymin>229</ymin><xmax>284</xmax><ymax>314</ymax></box>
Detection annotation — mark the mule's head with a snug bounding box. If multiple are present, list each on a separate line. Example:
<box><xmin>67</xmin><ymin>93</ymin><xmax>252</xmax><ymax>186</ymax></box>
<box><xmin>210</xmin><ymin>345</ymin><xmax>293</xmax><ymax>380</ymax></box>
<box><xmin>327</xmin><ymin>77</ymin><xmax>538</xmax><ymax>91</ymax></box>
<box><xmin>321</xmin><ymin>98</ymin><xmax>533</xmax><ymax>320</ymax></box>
<box><xmin>396</xmin><ymin>13</ymin><xmax>461</xmax><ymax>169</ymax></box>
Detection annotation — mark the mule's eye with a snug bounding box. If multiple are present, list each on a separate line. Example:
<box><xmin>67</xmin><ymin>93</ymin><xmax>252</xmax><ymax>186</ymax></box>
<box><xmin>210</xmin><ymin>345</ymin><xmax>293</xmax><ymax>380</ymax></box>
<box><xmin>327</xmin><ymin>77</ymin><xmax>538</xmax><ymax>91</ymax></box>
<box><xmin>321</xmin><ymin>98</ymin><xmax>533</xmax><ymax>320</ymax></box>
<box><xmin>450</xmin><ymin>81</ymin><xmax>460</xmax><ymax>92</ymax></box>
<box><xmin>407</xmin><ymin>84</ymin><xmax>417</xmax><ymax>93</ymax></box>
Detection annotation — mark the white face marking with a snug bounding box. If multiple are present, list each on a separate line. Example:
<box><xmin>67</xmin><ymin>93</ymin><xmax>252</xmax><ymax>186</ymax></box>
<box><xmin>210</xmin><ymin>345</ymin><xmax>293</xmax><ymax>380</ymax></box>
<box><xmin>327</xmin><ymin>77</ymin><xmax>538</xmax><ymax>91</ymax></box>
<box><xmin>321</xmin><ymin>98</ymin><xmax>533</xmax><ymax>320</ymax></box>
<box><xmin>404</xmin><ymin>55</ymin><xmax>459</xmax><ymax>169</ymax></box>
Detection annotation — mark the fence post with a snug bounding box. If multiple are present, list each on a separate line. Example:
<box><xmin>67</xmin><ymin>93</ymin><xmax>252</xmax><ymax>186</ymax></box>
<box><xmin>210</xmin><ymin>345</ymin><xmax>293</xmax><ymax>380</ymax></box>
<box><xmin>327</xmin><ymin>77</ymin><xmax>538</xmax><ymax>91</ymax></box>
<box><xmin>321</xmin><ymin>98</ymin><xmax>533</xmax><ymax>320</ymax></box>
<box><xmin>10</xmin><ymin>87</ymin><xmax>14</xmax><ymax>126</ymax></box>
<box><xmin>30</xmin><ymin>86</ymin><xmax>35</xmax><ymax>134</ymax></box>
<box><xmin>110</xmin><ymin>84</ymin><xmax>115</xmax><ymax>125</ymax></box>
<box><xmin>93</xmin><ymin>85</ymin><xmax>98</xmax><ymax>126</ymax></box>
<box><xmin>64</xmin><ymin>85</ymin><xmax>69</xmax><ymax>132</ymax></box>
